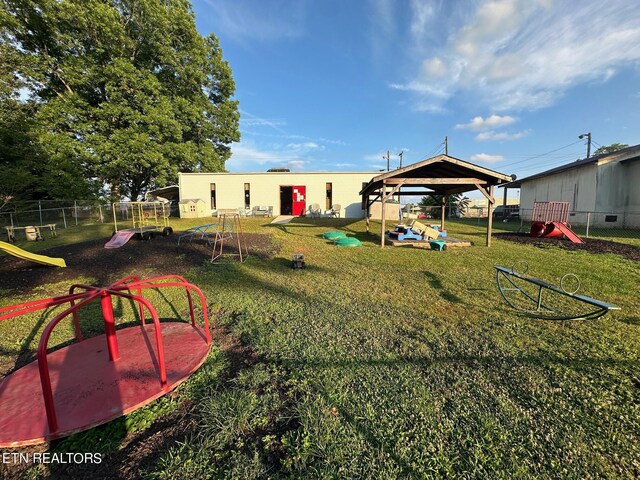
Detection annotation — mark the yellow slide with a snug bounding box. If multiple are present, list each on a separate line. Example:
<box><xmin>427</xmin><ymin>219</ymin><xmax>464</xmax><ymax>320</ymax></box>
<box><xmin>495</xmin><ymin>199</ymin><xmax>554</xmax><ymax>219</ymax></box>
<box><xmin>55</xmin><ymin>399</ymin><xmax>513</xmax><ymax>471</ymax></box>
<box><xmin>0</xmin><ymin>240</ymin><xmax>66</xmax><ymax>267</ymax></box>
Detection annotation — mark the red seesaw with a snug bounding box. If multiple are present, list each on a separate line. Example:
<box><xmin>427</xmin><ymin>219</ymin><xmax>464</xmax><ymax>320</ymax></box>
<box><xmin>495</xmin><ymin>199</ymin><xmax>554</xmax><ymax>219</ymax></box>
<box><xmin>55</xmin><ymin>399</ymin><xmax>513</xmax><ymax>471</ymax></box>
<box><xmin>0</xmin><ymin>275</ymin><xmax>211</xmax><ymax>447</ymax></box>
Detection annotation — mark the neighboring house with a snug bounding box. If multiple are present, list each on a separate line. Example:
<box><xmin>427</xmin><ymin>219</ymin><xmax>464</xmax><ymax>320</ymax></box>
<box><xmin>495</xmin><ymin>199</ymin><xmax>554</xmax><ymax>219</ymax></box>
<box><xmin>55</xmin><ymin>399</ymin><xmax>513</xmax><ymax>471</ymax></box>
<box><xmin>178</xmin><ymin>171</ymin><xmax>380</xmax><ymax>218</ymax></box>
<box><xmin>179</xmin><ymin>198</ymin><xmax>207</xmax><ymax>218</ymax></box>
<box><xmin>511</xmin><ymin>144</ymin><xmax>640</xmax><ymax>228</ymax></box>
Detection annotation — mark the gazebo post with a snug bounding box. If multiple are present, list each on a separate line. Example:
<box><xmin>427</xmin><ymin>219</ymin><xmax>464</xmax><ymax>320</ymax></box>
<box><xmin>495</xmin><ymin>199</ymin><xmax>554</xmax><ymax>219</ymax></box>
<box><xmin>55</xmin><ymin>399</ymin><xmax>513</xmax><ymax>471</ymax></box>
<box><xmin>380</xmin><ymin>181</ymin><xmax>386</xmax><ymax>248</ymax></box>
<box><xmin>365</xmin><ymin>195</ymin><xmax>370</xmax><ymax>232</ymax></box>
<box><xmin>486</xmin><ymin>185</ymin><xmax>494</xmax><ymax>247</ymax></box>
<box><xmin>440</xmin><ymin>195</ymin><xmax>446</xmax><ymax>231</ymax></box>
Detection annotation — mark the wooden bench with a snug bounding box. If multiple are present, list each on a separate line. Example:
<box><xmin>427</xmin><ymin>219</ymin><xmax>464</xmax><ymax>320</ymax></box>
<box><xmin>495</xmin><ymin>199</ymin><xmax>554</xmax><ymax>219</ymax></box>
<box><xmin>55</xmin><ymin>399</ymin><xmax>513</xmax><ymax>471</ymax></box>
<box><xmin>5</xmin><ymin>224</ymin><xmax>57</xmax><ymax>242</ymax></box>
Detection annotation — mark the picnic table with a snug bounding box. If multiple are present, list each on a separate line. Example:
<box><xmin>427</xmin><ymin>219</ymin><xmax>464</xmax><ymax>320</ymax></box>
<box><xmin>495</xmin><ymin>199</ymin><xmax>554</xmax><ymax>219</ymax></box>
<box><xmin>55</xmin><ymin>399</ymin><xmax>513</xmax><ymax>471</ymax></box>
<box><xmin>5</xmin><ymin>224</ymin><xmax>57</xmax><ymax>242</ymax></box>
<box><xmin>177</xmin><ymin>223</ymin><xmax>218</xmax><ymax>246</ymax></box>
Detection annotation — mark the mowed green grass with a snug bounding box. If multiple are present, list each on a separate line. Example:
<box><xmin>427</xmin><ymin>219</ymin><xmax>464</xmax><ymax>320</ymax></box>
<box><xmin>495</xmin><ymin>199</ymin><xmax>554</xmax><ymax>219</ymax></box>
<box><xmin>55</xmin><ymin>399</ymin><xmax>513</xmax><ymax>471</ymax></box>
<box><xmin>2</xmin><ymin>217</ymin><xmax>639</xmax><ymax>479</ymax></box>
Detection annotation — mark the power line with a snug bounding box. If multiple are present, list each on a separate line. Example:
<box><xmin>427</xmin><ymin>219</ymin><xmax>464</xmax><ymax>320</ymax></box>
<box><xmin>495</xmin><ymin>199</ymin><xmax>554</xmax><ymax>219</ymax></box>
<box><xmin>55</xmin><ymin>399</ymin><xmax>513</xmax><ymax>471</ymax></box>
<box><xmin>498</xmin><ymin>140</ymin><xmax>583</xmax><ymax>169</ymax></box>
<box><xmin>515</xmin><ymin>155</ymin><xmax>583</xmax><ymax>174</ymax></box>
<box><xmin>422</xmin><ymin>141</ymin><xmax>445</xmax><ymax>159</ymax></box>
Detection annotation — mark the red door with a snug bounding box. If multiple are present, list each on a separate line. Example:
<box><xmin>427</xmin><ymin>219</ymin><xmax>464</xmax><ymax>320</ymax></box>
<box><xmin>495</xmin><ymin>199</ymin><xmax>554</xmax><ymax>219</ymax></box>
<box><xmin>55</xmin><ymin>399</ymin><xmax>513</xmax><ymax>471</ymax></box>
<box><xmin>292</xmin><ymin>186</ymin><xmax>306</xmax><ymax>216</ymax></box>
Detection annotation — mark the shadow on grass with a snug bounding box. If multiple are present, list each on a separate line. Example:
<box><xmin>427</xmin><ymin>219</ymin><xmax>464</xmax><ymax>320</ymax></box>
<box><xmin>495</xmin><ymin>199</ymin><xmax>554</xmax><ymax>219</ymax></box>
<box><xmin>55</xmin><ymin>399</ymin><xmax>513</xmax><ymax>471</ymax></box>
<box><xmin>618</xmin><ymin>315</ymin><xmax>640</xmax><ymax>326</ymax></box>
<box><xmin>424</xmin><ymin>271</ymin><xmax>463</xmax><ymax>304</ymax></box>
<box><xmin>281</xmin><ymin>352</ymin><xmax>640</xmax><ymax>377</ymax></box>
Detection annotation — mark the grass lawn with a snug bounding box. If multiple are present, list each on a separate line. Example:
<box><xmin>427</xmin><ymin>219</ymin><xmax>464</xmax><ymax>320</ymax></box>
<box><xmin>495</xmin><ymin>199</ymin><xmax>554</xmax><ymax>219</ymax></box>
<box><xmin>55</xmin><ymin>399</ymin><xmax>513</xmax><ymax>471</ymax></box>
<box><xmin>1</xmin><ymin>217</ymin><xmax>639</xmax><ymax>479</ymax></box>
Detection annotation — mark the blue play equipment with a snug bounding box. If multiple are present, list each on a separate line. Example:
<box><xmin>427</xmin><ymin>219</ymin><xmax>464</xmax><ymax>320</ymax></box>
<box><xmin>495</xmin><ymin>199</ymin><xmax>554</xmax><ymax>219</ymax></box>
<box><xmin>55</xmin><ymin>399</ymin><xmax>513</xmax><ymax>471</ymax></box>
<box><xmin>388</xmin><ymin>224</ymin><xmax>422</xmax><ymax>241</ymax></box>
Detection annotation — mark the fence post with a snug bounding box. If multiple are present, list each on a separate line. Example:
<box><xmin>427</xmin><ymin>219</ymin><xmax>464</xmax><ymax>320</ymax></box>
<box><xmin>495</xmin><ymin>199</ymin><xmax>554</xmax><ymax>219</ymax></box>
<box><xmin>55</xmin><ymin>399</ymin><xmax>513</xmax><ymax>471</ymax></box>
<box><xmin>74</xmin><ymin>200</ymin><xmax>78</xmax><ymax>226</ymax></box>
<box><xmin>586</xmin><ymin>212</ymin><xmax>590</xmax><ymax>238</ymax></box>
<box><xmin>99</xmin><ymin>205</ymin><xmax>103</xmax><ymax>223</ymax></box>
<box><xmin>62</xmin><ymin>208</ymin><xmax>67</xmax><ymax>229</ymax></box>
<box><xmin>10</xmin><ymin>212</ymin><xmax>13</xmax><ymax>227</ymax></box>
<box><xmin>39</xmin><ymin>201</ymin><xmax>43</xmax><ymax>226</ymax></box>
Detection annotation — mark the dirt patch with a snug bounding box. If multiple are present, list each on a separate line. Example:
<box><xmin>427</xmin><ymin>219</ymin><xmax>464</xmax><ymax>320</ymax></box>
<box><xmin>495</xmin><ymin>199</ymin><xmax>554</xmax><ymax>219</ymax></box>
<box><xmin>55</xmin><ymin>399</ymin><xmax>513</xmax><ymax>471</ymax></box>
<box><xmin>0</xmin><ymin>232</ymin><xmax>279</xmax><ymax>295</ymax></box>
<box><xmin>495</xmin><ymin>232</ymin><xmax>640</xmax><ymax>262</ymax></box>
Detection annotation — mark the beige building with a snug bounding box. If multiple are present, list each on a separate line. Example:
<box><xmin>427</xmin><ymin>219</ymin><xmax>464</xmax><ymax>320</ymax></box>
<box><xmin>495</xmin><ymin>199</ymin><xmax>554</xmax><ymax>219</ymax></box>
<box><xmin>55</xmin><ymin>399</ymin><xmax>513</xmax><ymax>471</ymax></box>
<box><xmin>511</xmin><ymin>144</ymin><xmax>640</xmax><ymax>227</ymax></box>
<box><xmin>178</xmin><ymin>171</ymin><xmax>380</xmax><ymax>218</ymax></box>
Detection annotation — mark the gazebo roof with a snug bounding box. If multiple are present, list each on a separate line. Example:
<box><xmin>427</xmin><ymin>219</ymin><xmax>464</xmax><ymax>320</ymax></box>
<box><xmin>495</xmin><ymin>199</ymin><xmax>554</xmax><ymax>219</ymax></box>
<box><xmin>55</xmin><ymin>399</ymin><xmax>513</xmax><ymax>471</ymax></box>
<box><xmin>360</xmin><ymin>154</ymin><xmax>513</xmax><ymax>197</ymax></box>
<box><xmin>361</xmin><ymin>154</ymin><xmax>513</xmax><ymax>248</ymax></box>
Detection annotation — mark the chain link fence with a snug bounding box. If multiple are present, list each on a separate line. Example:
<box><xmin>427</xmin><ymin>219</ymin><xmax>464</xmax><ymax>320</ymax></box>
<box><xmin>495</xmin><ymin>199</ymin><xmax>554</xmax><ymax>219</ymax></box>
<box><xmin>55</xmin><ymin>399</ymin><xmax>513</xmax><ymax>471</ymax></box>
<box><xmin>399</xmin><ymin>204</ymin><xmax>640</xmax><ymax>245</ymax></box>
<box><xmin>0</xmin><ymin>201</ymin><xmax>114</xmax><ymax>231</ymax></box>
<box><xmin>459</xmin><ymin>207</ymin><xmax>640</xmax><ymax>245</ymax></box>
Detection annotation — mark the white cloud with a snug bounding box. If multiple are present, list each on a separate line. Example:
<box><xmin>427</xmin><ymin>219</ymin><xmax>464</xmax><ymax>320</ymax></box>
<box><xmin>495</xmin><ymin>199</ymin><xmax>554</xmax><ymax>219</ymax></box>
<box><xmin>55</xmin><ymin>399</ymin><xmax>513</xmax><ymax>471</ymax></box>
<box><xmin>286</xmin><ymin>160</ymin><xmax>306</xmax><ymax>171</ymax></box>
<box><xmin>389</xmin><ymin>81</ymin><xmax>449</xmax><ymax>97</ymax></box>
<box><xmin>470</xmin><ymin>153</ymin><xmax>504</xmax><ymax>163</ymax></box>
<box><xmin>201</xmin><ymin>0</ymin><xmax>306</xmax><ymax>42</ymax></box>
<box><xmin>455</xmin><ymin>115</ymin><xmax>516</xmax><ymax>131</ymax></box>
<box><xmin>421</xmin><ymin>57</ymin><xmax>448</xmax><ymax>78</ymax></box>
<box><xmin>410</xmin><ymin>0</ymin><xmax>436</xmax><ymax>43</ymax></box>
<box><xmin>240</xmin><ymin>110</ymin><xmax>287</xmax><ymax>134</ymax></box>
<box><xmin>286</xmin><ymin>142</ymin><xmax>324</xmax><ymax>152</ymax></box>
<box><xmin>332</xmin><ymin>163</ymin><xmax>356</xmax><ymax>167</ymax></box>
<box><xmin>241</xmin><ymin>118</ymin><xmax>287</xmax><ymax>128</ymax></box>
<box><xmin>390</xmin><ymin>0</ymin><xmax>640</xmax><ymax>111</ymax></box>
<box><xmin>475</xmin><ymin>129</ymin><xmax>530</xmax><ymax>141</ymax></box>
<box><xmin>227</xmin><ymin>141</ymin><xmax>305</xmax><ymax>172</ymax></box>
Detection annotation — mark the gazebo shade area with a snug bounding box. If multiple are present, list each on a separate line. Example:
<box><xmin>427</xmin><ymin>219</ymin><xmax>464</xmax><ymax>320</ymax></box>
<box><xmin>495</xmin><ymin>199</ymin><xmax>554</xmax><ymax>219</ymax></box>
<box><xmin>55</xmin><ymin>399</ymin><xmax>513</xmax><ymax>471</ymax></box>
<box><xmin>359</xmin><ymin>154</ymin><xmax>513</xmax><ymax>247</ymax></box>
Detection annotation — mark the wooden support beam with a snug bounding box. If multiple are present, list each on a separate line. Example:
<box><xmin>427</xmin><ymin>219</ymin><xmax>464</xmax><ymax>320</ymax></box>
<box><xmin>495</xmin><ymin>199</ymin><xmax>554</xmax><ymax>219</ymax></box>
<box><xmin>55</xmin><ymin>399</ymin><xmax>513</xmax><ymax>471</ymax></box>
<box><xmin>475</xmin><ymin>183</ymin><xmax>495</xmax><ymax>204</ymax></box>
<box><xmin>382</xmin><ymin>183</ymin><xmax>403</xmax><ymax>201</ymax></box>
<box><xmin>365</xmin><ymin>200</ymin><xmax>370</xmax><ymax>232</ymax></box>
<box><xmin>366</xmin><ymin>193</ymin><xmax>381</xmax><ymax>208</ymax></box>
<box><xmin>486</xmin><ymin>185</ymin><xmax>495</xmax><ymax>247</ymax></box>
<box><xmin>441</xmin><ymin>196</ymin><xmax>446</xmax><ymax>231</ymax></box>
<box><xmin>382</xmin><ymin>190</ymin><xmax>436</xmax><ymax>196</ymax></box>
<box><xmin>381</xmin><ymin>181</ymin><xmax>387</xmax><ymax>248</ymax></box>
<box><xmin>385</xmin><ymin>178</ymin><xmax>487</xmax><ymax>185</ymax></box>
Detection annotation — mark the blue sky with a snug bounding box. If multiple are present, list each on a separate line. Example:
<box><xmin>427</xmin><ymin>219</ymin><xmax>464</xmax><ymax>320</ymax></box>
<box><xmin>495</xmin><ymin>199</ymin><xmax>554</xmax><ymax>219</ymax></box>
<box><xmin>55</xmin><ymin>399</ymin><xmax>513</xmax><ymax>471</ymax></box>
<box><xmin>193</xmin><ymin>0</ymin><xmax>640</xmax><ymax>187</ymax></box>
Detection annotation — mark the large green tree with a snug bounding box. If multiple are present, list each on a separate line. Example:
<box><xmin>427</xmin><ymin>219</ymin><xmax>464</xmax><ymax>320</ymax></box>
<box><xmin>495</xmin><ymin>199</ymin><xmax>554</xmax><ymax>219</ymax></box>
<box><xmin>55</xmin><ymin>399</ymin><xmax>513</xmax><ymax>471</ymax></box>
<box><xmin>1</xmin><ymin>0</ymin><xmax>239</xmax><ymax>200</ymax></box>
<box><xmin>419</xmin><ymin>193</ymin><xmax>470</xmax><ymax>218</ymax></box>
<box><xmin>0</xmin><ymin>6</ymin><xmax>99</xmax><ymax>204</ymax></box>
<box><xmin>594</xmin><ymin>143</ymin><xmax>629</xmax><ymax>156</ymax></box>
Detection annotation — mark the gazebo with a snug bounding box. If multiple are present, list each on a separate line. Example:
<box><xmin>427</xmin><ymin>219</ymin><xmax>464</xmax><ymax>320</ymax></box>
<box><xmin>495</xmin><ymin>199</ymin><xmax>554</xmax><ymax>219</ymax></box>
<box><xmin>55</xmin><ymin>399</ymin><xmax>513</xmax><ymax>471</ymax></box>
<box><xmin>359</xmin><ymin>154</ymin><xmax>513</xmax><ymax>247</ymax></box>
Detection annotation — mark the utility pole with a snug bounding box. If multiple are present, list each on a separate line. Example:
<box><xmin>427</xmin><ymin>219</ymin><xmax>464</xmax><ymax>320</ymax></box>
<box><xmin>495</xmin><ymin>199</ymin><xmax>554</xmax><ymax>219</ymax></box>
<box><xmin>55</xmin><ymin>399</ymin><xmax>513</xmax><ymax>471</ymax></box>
<box><xmin>445</xmin><ymin>136</ymin><xmax>448</xmax><ymax>156</ymax></box>
<box><xmin>398</xmin><ymin>151</ymin><xmax>403</xmax><ymax>169</ymax></box>
<box><xmin>578</xmin><ymin>132</ymin><xmax>591</xmax><ymax>159</ymax></box>
<box><xmin>383</xmin><ymin>150</ymin><xmax>390</xmax><ymax>171</ymax></box>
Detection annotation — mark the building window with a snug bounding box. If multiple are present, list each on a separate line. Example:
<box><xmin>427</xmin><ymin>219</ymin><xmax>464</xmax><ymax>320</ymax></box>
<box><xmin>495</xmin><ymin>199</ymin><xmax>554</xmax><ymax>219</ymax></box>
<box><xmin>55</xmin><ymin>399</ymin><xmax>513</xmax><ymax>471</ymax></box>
<box><xmin>326</xmin><ymin>182</ymin><xmax>333</xmax><ymax>210</ymax></box>
<box><xmin>244</xmin><ymin>183</ymin><xmax>250</xmax><ymax>209</ymax></box>
<box><xmin>189</xmin><ymin>204</ymin><xmax>196</xmax><ymax>212</ymax></box>
<box><xmin>210</xmin><ymin>183</ymin><xmax>216</xmax><ymax>210</ymax></box>
<box><xmin>605</xmin><ymin>215</ymin><xmax>617</xmax><ymax>222</ymax></box>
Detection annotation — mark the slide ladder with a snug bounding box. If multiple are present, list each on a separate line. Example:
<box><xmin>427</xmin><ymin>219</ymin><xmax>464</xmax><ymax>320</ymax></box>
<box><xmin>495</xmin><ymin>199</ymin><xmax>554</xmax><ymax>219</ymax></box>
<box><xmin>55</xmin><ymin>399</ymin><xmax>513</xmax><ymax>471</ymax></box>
<box><xmin>551</xmin><ymin>222</ymin><xmax>584</xmax><ymax>244</ymax></box>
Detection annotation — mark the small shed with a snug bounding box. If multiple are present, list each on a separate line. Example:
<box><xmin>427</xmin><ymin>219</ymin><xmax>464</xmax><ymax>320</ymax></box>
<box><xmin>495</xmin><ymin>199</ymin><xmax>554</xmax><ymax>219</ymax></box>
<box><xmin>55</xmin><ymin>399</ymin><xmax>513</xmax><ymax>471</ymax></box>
<box><xmin>179</xmin><ymin>198</ymin><xmax>208</xmax><ymax>218</ymax></box>
<box><xmin>360</xmin><ymin>154</ymin><xmax>513</xmax><ymax>247</ymax></box>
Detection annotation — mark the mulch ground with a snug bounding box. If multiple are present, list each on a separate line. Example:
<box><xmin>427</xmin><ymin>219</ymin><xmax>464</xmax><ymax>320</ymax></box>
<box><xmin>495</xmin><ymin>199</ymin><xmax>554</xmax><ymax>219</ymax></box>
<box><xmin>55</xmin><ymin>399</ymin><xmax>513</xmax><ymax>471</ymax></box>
<box><xmin>494</xmin><ymin>232</ymin><xmax>640</xmax><ymax>262</ymax></box>
<box><xmin>0</xmin><ymin>232</ymin><xmax>279</xmax><ymax>295</ymax></box>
